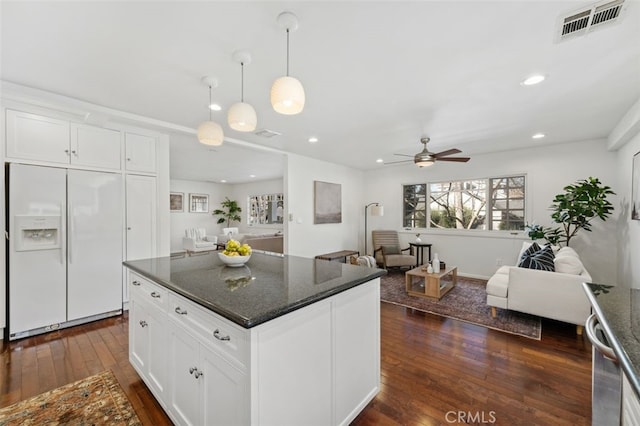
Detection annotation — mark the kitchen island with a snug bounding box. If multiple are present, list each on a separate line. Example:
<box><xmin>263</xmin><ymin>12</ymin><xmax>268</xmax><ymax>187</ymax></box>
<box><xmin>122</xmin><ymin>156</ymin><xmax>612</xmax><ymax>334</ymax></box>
<box><xmin>124</xmin><ymin>251</ymin><xmax>386</xmax><ymax>426</ymax></box>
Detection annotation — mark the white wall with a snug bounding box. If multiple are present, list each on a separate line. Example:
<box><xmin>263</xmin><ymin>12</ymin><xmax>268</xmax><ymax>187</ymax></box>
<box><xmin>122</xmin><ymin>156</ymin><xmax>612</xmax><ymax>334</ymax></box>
<box><xmin>286</xmin><ymin>153</ymin><xmax>364</xmax><ymax>258</ymax></box>
<box><xmin>229</xmin><ymin>178</ymin><xmax>284</xmax><ymax>234</ymax></box>
<box><xmin>613</xmin><ymin>98</ymin><xmax>640</xmax><ymax>288</ymax></box>
<box><xmin>169</xmin><ymin>179</ymin><xmax>226</xmax><ymax>252</ymax></box>
<box><xmin>363</xmin><ymin>139</ymin><xmax>619</xmax><ymax>281</ymax></box>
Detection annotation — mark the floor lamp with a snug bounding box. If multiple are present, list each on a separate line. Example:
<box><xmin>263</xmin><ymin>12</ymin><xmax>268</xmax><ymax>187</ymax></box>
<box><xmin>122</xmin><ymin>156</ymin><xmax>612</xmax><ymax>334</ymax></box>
<box><xmin>364</xmin><ymin>202</ymin><xmax>384</xmax><ymax>256</ymax></box>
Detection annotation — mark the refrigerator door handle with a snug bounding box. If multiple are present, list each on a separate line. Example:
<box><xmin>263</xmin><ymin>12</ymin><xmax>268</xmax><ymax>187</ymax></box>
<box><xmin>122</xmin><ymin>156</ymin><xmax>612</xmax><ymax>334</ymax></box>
<box><xmin>585</xmin><ymin>314</ymin><xmax>618</xmax><ymax>362</ymax></box>
<box><xmin>68</xmin><ymin>201</ymin><xmax>73</xmax><ymax>264</ymax></box>
<box><xmin>60</xmin><ymin>202</ymin><xmax>65</xmax><ymax>265</ymax></box>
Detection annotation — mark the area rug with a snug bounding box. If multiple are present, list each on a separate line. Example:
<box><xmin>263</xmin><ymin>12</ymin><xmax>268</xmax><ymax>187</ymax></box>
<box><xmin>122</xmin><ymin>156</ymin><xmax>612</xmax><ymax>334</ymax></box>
<box><xmin>381</xmin><ymin>271</ymin><xmax>542</xmax><ymax>340</ymax></box>
<box><xmin>0</xmin><ymin>370</ymin><xmax>141</xmax><ymax>426</ymax></box>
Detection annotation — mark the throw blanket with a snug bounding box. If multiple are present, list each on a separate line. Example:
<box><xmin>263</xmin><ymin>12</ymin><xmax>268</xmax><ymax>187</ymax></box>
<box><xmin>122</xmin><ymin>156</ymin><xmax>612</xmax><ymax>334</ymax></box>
<box><xmin>351</xmin><ymin>255</ymin><xmax>377</xmax><ymax>268</ymax></box>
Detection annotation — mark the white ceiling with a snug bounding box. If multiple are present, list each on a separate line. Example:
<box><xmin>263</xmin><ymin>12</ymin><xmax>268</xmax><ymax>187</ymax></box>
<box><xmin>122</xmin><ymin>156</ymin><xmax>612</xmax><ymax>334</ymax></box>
<box><xmin>2</xmin><ymin>1</ymin><xmax>640</xmax><ymax>183</ymax></box>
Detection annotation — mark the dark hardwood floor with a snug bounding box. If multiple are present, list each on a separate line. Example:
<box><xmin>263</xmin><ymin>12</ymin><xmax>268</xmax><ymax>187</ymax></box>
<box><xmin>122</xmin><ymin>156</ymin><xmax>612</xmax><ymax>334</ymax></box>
<box><xmin>1</xmin><ymin>304</ymin><xmax>591</xmax><ymax>425</ymax></box>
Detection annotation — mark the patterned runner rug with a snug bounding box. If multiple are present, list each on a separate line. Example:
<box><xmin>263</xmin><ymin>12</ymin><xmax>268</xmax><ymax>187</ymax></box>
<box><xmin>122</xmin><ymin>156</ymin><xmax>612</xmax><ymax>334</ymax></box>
<box><xmin>381</xmin><ymin>270</ymin><xmax>542</xmax><ymax>340</ymax></box>
<box><xmin>0</xmin><ymin>370</ymin><xmax>141</xmax><ymax>425</ymax></box>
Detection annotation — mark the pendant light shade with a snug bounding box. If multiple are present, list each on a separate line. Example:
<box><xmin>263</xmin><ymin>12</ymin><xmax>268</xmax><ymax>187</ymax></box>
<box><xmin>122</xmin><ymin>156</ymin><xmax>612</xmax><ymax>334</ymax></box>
<box><xmin>228</xmin><ymin>102</ymin><xmax>257</xmax><ymax>131</ymax></box>
<box><xmin>228</xmin><ymin>51</ymin><xmax>257</xmax><ymax>132</ymax></box>
<box><xmin>271</xmin><ymin>76</ymin><xmax>305</xmax><ymax>115</ymax></box>
<box><xmin>198</xmin><ymin>76</ymin><xmax>224</xmax><ymax>146</ymax></box>
<box><xmin>271</xmin><ymin>11</ymin><xmax>305</xmax><ymax>115</ymax></box>
<box><xmin>197</xmin><ymin>120</ymin><xmax>224</xmax><ymax>146</ymax></box>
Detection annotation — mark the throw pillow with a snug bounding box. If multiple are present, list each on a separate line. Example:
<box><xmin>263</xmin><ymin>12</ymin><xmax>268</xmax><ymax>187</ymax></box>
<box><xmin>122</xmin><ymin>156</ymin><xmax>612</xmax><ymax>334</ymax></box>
<box><xmin>554</xmin><ymin>255</ymin><xmax>584</xmax><ymax>275</ymax></box>
<box><xmin>381</xmin><ymin>245</ymin><xmax>400</xmax><ymax>255</ymax></box>
<box><xmin>517</xmin><ymin>242</ymin><xmax>541</xmax><ymax>267</ymax></box>
<box><xmin>519</xmin><ymin>244</ymin><xmax>555</xmax><ymax>272</ymax></box>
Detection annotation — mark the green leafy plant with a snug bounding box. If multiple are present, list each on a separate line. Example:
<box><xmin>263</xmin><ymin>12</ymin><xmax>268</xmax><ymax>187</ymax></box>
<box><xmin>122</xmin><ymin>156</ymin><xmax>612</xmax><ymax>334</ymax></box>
<box><xmin>212</xmin><ymin>197</ymin><xmax>242</xmax><ymax>228</ymax></box>
<box><xmin>549</xmin><ymin>177</ymin><xmax>615</xmax><ymax>246</ymax></box>
<box><xmin>525</xmin><ymin>223</ymin><xmax>562</xmax><ymax>246</ymax></box>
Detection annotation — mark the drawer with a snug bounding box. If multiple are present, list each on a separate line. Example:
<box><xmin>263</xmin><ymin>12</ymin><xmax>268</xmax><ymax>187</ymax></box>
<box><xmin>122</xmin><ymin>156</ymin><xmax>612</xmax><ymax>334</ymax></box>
<box><xmin>129</xmin><ymin>272</ymin><xmax>168</xmax><ymax>311</ymax></box>
<box><xmin>168</xmin><ymin>293</ymin><xmax>248</xmax><ymax>369</ymax></box>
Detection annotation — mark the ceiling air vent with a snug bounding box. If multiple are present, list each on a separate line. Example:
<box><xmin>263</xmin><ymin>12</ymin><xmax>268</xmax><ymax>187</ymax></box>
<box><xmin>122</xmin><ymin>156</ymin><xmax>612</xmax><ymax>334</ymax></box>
<box><xmin>254</xmin><ymin>128</ymin><xmax>282</xmax><ymax>138</ymax></box>
<box><xmin>557</xmin><ymin>0</ymin><xmax>626</xmax><ymax>41</ymax></box>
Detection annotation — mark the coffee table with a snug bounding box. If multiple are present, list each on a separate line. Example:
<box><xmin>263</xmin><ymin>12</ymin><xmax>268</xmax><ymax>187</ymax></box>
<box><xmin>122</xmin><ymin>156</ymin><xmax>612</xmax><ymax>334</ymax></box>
<box><xmin>405</xmin><ymin>265</ymin><xmax>457</xmax><ymax>299</ymax></box>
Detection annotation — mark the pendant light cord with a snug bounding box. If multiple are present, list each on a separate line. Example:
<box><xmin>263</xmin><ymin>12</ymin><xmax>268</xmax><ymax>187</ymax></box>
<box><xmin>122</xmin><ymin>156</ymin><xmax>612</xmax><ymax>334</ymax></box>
<box><xmin>241</xmin><ymin>62</ymin><xmax>245</xmax><ymax>102</ymax></box>
<box><xmin>286</xmin><ymin>28</ymin><xmax>290</xmax><ymax>76</ymax></box>
<box><xmin>208</xmin><ymin>85</ymin><xmax>212</xmax><ymax>121</ymax></box>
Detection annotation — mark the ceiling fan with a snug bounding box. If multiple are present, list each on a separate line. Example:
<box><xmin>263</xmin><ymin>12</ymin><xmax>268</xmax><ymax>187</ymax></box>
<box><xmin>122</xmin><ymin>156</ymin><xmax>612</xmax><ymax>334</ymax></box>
<box><xmin>384</xmin><ymin>137</ymin><xmax>470</xmax><ymax>167</ymax></box>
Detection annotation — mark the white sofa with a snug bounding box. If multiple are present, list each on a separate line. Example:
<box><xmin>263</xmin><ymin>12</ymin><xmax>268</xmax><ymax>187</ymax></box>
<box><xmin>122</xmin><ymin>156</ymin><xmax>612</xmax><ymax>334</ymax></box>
<box><xmin>486</xmin><ymin>243</ymin><xmax>592</xmax><ymax>334</ymax></box>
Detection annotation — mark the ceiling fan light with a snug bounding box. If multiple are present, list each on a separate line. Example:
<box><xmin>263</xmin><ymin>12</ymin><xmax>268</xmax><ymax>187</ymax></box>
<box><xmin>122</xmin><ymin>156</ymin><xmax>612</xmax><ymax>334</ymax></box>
<box><xmin>416</xmin><ymin>159</ymin><xmax>435</xmax><ymax>168</ymax></box>
<box><xmin>271</xmin><ymin>76</ymin><xmax>305</xmax><ymax>115</ymax></box>
<box><xmin>228</xmin><ymin>102</ymin><xmax>257</xmax><ymax>132</ymax></box>
<box><xmin>197</xmin><ymin>120</ymin><xmax>224</xmax><ymax>146</ymax></box>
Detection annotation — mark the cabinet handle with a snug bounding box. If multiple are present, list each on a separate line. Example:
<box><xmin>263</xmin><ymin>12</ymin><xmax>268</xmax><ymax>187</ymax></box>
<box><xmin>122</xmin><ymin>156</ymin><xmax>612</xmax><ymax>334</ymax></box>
<box><xmin>71</xmin><ymin>150</ymin><xmax>77</xmax><ymax>156</ymax></box>
<box><xmin>175</xmin><ymin>307</ymin><xmax>188</xmax><ymax>315</ymax></box>
<box><xmin>127</xmin><ymin>227</ymin><xmax>132</xmax><ymax>231</ymax></box>
<box><xmin>64</xmin><ymin>149</ymin><xmax>70</xmax><ymax>155</ymax></box>
<box><xmin>150</xmin><ymin>292</ymin><xmax>161</xmax><ymax>298</ymax></box>
<box><xmin>127</xmin><ymin>158</ymin><xmax>131</xmax><ymax>161</ymax></box>
<box><xmin>139</xmin><ymin>320</ymin><xmax>148</xmax><ymax>328</ymax></box>
<box><xmin>132</xmin><ymin>280</ymin><xmax>141</xmax><ymax>286</ymax></box>
<box><xmin>194</xmin><ymin>370</ymin><xmax>203</xmax><ymax>379</ymax></box>
<box><xmin>189</xmin><ymin>367</ymin><xmax>196</xmax><ymax>375</ymax></box>
<box><xmin>213</xmin><ymin>329</ymin><xmax>230</xmax><ymax>341</ymax></box>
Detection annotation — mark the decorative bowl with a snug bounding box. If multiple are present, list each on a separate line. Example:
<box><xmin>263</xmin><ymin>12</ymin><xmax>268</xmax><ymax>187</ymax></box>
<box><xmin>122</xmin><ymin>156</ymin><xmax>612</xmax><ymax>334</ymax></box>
<box><xmin>218</xmin><ymin>252</ymin><xmax>251</xmax><ymax>267</ymax></box>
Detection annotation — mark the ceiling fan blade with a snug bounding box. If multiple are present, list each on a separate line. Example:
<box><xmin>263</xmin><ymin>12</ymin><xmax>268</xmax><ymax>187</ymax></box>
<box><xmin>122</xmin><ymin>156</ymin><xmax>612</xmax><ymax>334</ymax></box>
<box><xmin>433</xmin><ymin>148</ymin><xmax>461</xmax><ymax>158</ymax></box>
<box><xmin>393</xmin><ymin>153</ymin><xmax>414</xmax><ymax>158</ymax></box>
<box><xmin>436</xmin><ymin>157</ymin><xmax>470</xmax><ymax>162</ymax></box>
<box><xmin>384</xmin><ymin>159</ymin><xmax>413</xmax><ymax>165</ymax></box>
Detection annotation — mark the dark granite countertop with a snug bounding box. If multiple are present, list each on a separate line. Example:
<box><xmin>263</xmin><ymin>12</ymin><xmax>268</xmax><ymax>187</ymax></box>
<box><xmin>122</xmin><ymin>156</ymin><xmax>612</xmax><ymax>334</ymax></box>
<box><xmin>583</xmin><ymin>283</ymin><xmax>640</xmax><ymax>399</ymax></box>
<box><xmin>124</xmin><ymin>252</ymin><xmax>386</xmax><ymax>329</ymax></box>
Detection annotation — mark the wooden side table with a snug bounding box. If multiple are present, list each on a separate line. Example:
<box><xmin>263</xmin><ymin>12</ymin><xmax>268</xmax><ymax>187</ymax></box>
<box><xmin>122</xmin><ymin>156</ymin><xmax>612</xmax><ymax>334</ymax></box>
<box><xmin>405</xmin><ymin>265</ymin><xmax>457</xmax><ymax>299</ymax></box>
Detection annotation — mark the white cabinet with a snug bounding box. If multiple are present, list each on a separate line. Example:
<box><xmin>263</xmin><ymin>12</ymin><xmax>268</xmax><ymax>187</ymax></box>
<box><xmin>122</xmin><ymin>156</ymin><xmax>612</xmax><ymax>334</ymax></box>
<box><xmin>126</xmin><ymin>175</ymin><xmax>157</xmax><ymax>261</ymax></box>
<box><xmin>125</xmin><ymin>132</ymin><xmax>156</xmax><ymax>173</ymax></box>
<box><xmin>6</xmin><ymin>110</ymin><xmax>121</xmax><ymax>170</ymax></box>
<box><xmin>128</xmin><ymin>273</ymin><xmax>168</xmax><ymax>400</ymax></box>
<box><xmin>623</xmin><ymin>372</ymin><xmax>640</xmax><ymax>426</ymax></box>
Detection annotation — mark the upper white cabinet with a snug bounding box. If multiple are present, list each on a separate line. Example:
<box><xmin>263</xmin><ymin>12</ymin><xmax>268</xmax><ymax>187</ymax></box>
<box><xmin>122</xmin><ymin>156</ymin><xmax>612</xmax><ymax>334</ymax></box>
<box><xmin>6</xmin><ymin>110</ymin><xmax>70</xmax><ymax>164</ymax></box>
<box><xmin>125</xmin><ymin>132</ymin><xmax>156</xmax><ymax>173</ymax></box>
<box><xmin>71</xmin><ymin>124</ymin><xmax>121</xmax><ymax>170</ymax></box>
<box><xmin>6</xmin><ymin>110</ymin><xmax>122</xmax><ymax>170</ymax></box>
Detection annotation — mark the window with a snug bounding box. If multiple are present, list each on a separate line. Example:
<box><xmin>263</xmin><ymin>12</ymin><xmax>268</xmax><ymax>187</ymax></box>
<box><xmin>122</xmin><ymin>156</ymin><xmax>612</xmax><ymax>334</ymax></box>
<box><xmin>402</xmin><ymin>175</ymin><xmax>525</xmax><ymax>231</ymax></box>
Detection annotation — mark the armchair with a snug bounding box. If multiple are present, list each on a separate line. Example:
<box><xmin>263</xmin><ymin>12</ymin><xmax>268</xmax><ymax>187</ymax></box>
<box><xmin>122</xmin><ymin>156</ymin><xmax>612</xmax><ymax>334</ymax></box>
<box><xmin>371</xmin><ymin>230</ymin><xmax>416</xmax><ymax>270</ymax></box>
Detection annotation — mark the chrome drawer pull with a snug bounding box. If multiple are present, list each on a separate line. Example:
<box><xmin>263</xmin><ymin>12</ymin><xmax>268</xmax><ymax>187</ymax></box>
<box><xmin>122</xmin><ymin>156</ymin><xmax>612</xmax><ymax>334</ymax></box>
<box><xmin>189</xmin><ymin>367</ymin><xmax>196</xmax><ymax>375</ymax></box>
<box><xmin>132</xmin><ymin>280</ymin><xmax>141</xmax><ymax>286</ymax></box>
<box><xmin>213</xmin><ymin>329</ymin><xmax>230</xmax><ymax>341</ymax></box>
<box><xmin>194</xmin><ymin>370</ymin><xmax>203</xmax><ymax>379</ymax></box>
<box><xmin>150</xmin><ymin>292</ymin><xmax>161</xmax><ymax>298</ymax></box>
<box><xmin>139</xmin><ymin>320</ymin><xmax>148</xmax><ymax>328</ymax></box>
<box><xmin>175</xmin><ymin>307</ymin><xmax>188</xmax><ymax>315</ymax></box>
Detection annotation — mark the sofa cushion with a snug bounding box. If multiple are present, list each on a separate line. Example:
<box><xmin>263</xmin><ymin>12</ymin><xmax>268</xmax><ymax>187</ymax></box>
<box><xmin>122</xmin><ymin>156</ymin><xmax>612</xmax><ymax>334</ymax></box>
<box><xmin>517</xmin><ymin>242</ymin><xmax>541</xmax><ymax>266</ymax></box>
<box><xmin>487</xmin><ymin>272</ymin><xmax>509</xmax><ymax>298</ymax></box>
<box><xmin>518</xmin><ymin>244</ymin><xmax>555</xmax><ymax>272</ymax></box>
<box><xmin>557</xmin><ymin>246</ymin><xmax>579</xmax><ymax>258</ymax></box>
<box><xmin>381</xmin><ymin>245</ymin><xmax>400</xmax><ymax>255</ymax></box>
<box><xmin>384</xmin><ymin>254</ymin><xmax>415</xmax><ymax>267</ymax></box>
<box><xmin>554</xmin><ymin>255</ymin><xmax>584</xmax><ymax>275</ymax></box>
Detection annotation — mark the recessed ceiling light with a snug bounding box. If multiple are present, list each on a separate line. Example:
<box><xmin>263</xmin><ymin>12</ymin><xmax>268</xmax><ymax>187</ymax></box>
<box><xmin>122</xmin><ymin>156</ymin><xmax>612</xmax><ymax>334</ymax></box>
<box><xmin>221</xmin><ymin>179</ymin><xmax>227</xmax><ymax>183</ymax></box>
<box><xmin>521</xmin><ymin>74</ymin><xmax>546</xmax><ymax>86</ymax></box>
<box><xmin>209</xmin><ymin>103</ymin><xmax>222</xmax><ymax>111</ymax></box>
<box><xmin>308</xmin><ymin>136</ymin><xmax>318</xmax><ymax>143</ymax></box>
<box><xmin>376</xmin><ymin>158</ymin><xmax>383</xmax><ymax>163</ymax></box>
<box><xmin>532</xmin><ymin>133</ymin><xmax>546</xmax><ymax>139</ymax></box>
<box><xmin>249</xmin><ymin>174</ymin><xmax>256</xmax><ymax>178</ymax></box>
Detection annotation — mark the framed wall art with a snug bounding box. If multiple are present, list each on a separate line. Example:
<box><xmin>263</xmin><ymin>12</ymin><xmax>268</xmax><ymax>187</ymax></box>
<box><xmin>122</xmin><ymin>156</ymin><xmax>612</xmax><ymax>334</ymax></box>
<box><xmin>189</xmin><ymin>193</ymin><xmax>209</xmax><ymax>213</ymax></box>
<box><xmin>314</xmin><ymin>181</ymin><xmax>342</xmax><ymax>224</ymax></box>
<box><xmin>633</xmin><ymin>151</ymin><xmax>640</xmax><ymax>220</ymax></box>
<box><xmin>169</xmin><ymin>192</ymin><xmax>184</xmax><ymax>212</ymax></box>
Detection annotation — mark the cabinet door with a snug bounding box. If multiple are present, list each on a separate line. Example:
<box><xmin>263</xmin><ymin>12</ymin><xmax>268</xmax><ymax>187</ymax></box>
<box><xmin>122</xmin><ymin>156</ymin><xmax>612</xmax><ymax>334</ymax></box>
<box><xmin>129</xmin><ymin>297</ymin><xmax>149</xmax><ymax>375</ymax></box>
<box><xmin>6</xmin><ymin>110</ymin><xmax>70</xmax><ymax>164</ymax></box>
<box><xmin>126</xmin><ymin>175</ymin><xmax>157</xmax><ymax>261</ymax></box>
<box><xmin>147</xmin><ymin>303</ymin><xmax>168</xmax><ymax>397</ymax></box>
<box><xmin>623</xmin><ymin>373</ymin><xmax>640</xmax><ymax>426</ymax></box>
<box><xmin>168</xmin><ymin>323</ymin><xmax>201</xmax><ymax>426</ymax></box>
<box><xmin>201</xmin><ymin>346</ymin><xmax>247</xmax><ymax>426</ymax></box>
<box><xmin>125</xmin><ymin>132</ymin><xmax>156</xmax><ymax>173</ymax></box>
<box><xmin>71</xmin><ymin>124</ymin><xmax>121</xmax><ymax>170</ymax></box>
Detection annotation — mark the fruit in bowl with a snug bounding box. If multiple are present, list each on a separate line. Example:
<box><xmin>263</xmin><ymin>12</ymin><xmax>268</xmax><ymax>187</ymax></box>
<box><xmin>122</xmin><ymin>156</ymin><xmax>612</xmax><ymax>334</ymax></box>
<box><xmin>218</xmin><ymin>239</ymin><xmax>252</xmax><ymax>267</ymax></box>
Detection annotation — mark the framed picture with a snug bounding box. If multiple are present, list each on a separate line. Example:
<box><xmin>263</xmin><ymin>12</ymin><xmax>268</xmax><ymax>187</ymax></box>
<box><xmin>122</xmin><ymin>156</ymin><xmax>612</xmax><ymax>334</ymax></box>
<box><xmin>169</xmin><ymin>192</ymin><xmax>184</xmax><ymax>212</ymax></box>
<box><xmin>189</xmin><ymin>193</ymin><xmax>209</xmax><ymax>213</ymax></box>
<box><xmin>314</xmin><ymin>181</ymin><xmax>342</xmax><ymax>224</ymax></box>
<box><xmin>633</xmin><ymin>151</ymin><xmax>640</xmax><ymax>220</ymax></box>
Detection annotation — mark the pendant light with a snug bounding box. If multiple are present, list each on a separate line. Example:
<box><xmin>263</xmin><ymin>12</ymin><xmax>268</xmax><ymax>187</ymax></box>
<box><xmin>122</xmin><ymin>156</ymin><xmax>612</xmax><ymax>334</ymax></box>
<box><xmin>197</xmin><ymin>76</ymin><xmax>224</xmax><ymax>146</ymax></box>
<box><xmin>228</xmin><ymin>51</ymin><xmax>257</xmax><ymax>132</ymax></box>
<box><xmin>270</xmin><ymin>11</ymin><xmax>305</xmax><ymax>115</ymax></box>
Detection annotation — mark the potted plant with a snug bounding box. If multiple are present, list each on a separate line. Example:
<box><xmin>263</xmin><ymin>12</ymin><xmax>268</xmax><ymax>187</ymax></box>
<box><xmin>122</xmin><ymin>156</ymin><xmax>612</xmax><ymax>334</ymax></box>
<box><xmin>527</xmin><ymin>177</ymin><xmax>615</xmax><ymax>247</ymax></box>
<box><xmin>212</xmin><ymin>197</ymin><xmax>242</xmax><ymax>228</ymax></box>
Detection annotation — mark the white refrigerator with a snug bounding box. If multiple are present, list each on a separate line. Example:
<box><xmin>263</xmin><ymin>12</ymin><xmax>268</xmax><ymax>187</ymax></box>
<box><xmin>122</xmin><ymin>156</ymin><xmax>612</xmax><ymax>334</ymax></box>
<box><xmin>8</xmin><ymin>163</ymin><xmax>123</xmax><ymax>340</ymax></box>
